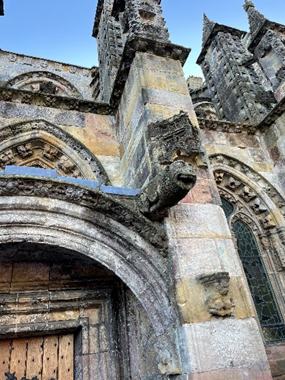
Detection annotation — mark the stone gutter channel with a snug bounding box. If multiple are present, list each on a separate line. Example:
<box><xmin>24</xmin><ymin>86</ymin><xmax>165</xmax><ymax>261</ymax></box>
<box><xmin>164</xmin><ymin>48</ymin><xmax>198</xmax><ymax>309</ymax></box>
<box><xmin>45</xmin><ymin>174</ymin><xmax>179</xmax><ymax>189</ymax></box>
<box><xmin>1</xmin><ymin>165</ymin><xmax>140</xmax><ymax>197</ymax></box>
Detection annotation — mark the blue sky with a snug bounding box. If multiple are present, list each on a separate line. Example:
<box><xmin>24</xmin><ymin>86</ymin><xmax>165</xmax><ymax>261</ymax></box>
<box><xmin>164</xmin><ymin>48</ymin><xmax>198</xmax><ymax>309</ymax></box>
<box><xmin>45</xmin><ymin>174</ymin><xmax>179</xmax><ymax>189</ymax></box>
<box><xmin>0</xmin><ymin>0</ymin><xmax>285</xmax><ymax>78</ymax></box>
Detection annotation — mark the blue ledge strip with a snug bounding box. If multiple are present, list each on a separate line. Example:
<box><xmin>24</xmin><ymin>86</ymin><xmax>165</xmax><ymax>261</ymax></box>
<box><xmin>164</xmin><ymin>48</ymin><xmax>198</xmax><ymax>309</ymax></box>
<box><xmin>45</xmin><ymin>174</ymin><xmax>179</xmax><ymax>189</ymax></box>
<box><xmin>57</xmin><ymin>176</ymin><xmax>100</xmax><ymax>190</ymax></box>
<box><xmin>100</xmin><ymin>185</ymin><xmax>140</xmax><ymax>196</ymax></box>
<box><xmin>3</xmin><ymin>166</ymin><xmax>140</xmax><ymax>197</ymax></box>
<box><xmin>5</xmin><ymin>165</ymin><xmax>57</xmax><ymax>178</ymax></box>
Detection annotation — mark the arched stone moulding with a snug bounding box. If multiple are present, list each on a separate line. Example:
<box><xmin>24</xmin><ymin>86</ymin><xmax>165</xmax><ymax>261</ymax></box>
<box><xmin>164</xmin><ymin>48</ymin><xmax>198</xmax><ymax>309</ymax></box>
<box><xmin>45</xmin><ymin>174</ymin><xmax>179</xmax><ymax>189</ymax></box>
<box><xmin>210</xmin><ymin>153</ymin><xmax>285</xmax><ymax>315</ymax></box>
<box><xmin>0</xmin><ymin>119</ymin><xmax>110</xmax><ymax>184</ymax></box>
<box><xmin>5</xmin><ymin>70</ymin><xmax>83</xmax><ymax>99</ymax></box>
<box><xmin>0</xmin><ymin>192</ymin><xmax>182</xmax><ymax>375</ymax></box>
<box><xmin>209</xmin><ymin>153</ymin><xmax>285</xmax><ymax>226</ymax></box>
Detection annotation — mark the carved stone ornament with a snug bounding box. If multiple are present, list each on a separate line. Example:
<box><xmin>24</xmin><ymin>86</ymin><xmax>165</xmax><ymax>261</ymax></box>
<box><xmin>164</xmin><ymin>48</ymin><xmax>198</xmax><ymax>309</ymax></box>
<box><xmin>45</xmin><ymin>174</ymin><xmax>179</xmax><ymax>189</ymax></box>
<box><xmin>0</xmin><ymin>176</ymin><xmax>168</xmax><ymax>255</ymax></box>
<box><xmin>5</xmin><ymin>71</ymin><xmax>82</xmax><ymax>99</ymax></box>
<box><xmin>146</xmin><ymin>111</ymin><xmax>202</xmax><ymax>167</ymax></box>
<box><xmin>210</xmin><ymin>154</ymin><xmax>285</xmax><ymax>217</ymax></box>
<box><xmin>215</xmin><ymin>168</ymin><xmax>278</xmax><ymax>232</ymax></box>
<box><xmin>0</xmin><ymin>87</ymin><xmax>113</xmax><ymax>115</ymax></box>
<box><xmin>260</xmin><ymin>227</ymin><xmax>285</xmax><ymax>270</ymax></box>
<box><xmin>153</xmin><ymin>333</ymin><xmax>182</xmax><ymax>375</ymax></box>
<box><xmin>198</xmin><ymin>272</ymin><xmax>233</xmax><ymax>317</ymax></box>
<box><xmin>0</xmin><ymin>120</ymin><xmax>110</xmax><ymax>184</ymax></box>
<box><xmin>198</xmin><ymin>118</ymin><xmax>257</xmax><ymax>134</ymax></box>
<box><xmin>136</xmin><ymin>160</ymin><xmax>196</xmax><ymax>221</ymax></box>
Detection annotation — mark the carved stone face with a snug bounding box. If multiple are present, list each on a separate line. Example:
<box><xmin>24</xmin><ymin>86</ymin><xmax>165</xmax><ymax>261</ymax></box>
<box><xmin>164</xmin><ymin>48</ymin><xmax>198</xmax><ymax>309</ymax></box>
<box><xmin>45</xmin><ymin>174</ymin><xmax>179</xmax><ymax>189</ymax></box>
<box><xmin>170</xmin><ymin>160</ymin><xmax>197</xmax><ymax>191</ymax></box>
<box><xmin>217</xmin><ymin>278</ymin><xmax>230</xmax><ymax>296</ymax></box>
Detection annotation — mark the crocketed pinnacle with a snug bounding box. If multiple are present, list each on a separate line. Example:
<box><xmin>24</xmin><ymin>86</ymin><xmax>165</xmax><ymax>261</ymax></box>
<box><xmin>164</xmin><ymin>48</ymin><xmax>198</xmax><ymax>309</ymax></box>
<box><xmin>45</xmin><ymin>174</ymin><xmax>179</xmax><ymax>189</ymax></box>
<box><xmin>243</xmin><ymin>0</ymin><xmax>266</xmax><ymax>38</ymax></box>
<box><xmin>202</xmin><ymin>13</ymin><xmax>216</xmax><ymax>47</ymax></box>
<box><xmin>243</xmin><ymin>0</ymin><xmax>255</xmax><ymax>12</ymax></box>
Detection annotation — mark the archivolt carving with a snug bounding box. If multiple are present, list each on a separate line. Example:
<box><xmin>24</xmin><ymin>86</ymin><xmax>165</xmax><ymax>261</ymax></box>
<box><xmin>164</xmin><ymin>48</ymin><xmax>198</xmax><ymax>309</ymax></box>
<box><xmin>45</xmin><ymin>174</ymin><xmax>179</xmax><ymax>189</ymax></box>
<box><xmin>0</xmin><ymin>119</ymin><xmax>110</xmax><ymax>184</ymax></box>
<box><xmin>0</xmin><ymin>176</ymin><xmax>167</xmax><ymax>254</ymax></box>
<box><xmin>215</xmin><ymin>170</ymin><xmax>278</xmax><ymax>231</ymax></box>
<box><xmin>0</xmin><ymin>192</ymin><xmax>181</xmax><ymax>375</ymax></box>
<box><xmin>211</xmin><ymin>155</ymin><xmax>285</xmax><ymax>272</ymax></box>
<box><xmin>210</xmin><ymin>154</ymin><xmax>285</xmax><ymax>217</ymax></box>
<box><xmin>5</xmin><ymin>71</ymin><xmax>83</xmax><ymax>99</ymax></box>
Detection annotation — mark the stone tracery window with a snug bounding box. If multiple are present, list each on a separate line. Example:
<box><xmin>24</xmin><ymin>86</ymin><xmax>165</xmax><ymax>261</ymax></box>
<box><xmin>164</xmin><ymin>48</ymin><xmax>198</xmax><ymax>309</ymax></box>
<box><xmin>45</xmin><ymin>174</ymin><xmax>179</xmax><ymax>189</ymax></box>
<box><xmin>220</xmin><ymin>196</ymin><xmax>285</xmax><ymax>343</ymax></box>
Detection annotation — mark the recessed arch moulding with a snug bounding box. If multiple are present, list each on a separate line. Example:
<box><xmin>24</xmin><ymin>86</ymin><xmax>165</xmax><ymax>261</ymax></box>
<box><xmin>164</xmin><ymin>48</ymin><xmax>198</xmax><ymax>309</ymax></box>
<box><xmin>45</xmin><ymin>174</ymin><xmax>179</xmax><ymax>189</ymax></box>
<box><xmin>5</xmin><ymin>71</ymin><xmax>83</xmax><ymax>99</ymax></box>
<box><xmin>0</xmin><ymin>119</ymin><xmax>110</xmax><ymax>184</ymax></box>
<box><xmin>210</xmin><ymin>153</ymin><xmax>285</xmax><ymax>226</ymax></box>
<box><xmin>0</xmin><ymin>177</ymin><xmax>183</xmax><ymax>376</ymax></box>
<box><xmin>210</xmin><ymin>153</ymin><xmax>285</xmax><ymax>315</ymax></box>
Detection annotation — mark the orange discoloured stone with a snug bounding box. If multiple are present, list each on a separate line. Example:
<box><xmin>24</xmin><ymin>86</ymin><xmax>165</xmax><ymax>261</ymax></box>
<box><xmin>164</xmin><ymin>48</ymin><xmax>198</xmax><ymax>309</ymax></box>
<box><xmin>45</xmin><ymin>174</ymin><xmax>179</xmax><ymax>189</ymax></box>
<box><xmin>64</xmin><ymin>114</ymin><xmax>119</xmax><ymax>157</ymax></box>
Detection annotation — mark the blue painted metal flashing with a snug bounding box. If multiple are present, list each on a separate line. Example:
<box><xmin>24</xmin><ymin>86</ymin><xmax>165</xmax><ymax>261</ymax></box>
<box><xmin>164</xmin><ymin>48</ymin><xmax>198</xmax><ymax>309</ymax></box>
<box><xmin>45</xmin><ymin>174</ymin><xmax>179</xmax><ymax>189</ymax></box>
<box><xmin>3</xmin><ymin>166</ymin><xmax>140</xmax><ymax>197</ymax></box>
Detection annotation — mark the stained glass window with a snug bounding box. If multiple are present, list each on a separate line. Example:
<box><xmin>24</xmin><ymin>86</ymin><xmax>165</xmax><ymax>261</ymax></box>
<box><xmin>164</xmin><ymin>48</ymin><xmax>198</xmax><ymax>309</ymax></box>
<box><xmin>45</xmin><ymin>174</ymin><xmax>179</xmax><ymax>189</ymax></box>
<box><xmin>220</xmin><ymin>196</ymin><xmax>285</xmax><ymax>343</ymax></box>
<box><xmin>233</xmin><ymin>220</ymin><xmax>285</xmax><ymax>343</ymax></box>
<box><xmin>220</xmin><ymin>197</ymin><xmax>234</xmax><ymax>218</ymax></box>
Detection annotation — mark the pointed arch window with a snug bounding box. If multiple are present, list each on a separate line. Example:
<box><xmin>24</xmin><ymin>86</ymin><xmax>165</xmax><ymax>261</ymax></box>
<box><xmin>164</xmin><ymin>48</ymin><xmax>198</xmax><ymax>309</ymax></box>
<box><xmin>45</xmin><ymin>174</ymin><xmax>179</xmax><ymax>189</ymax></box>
<box><xmin>221</xmin><ymin>197</ymin><xmax>285</xmax><ymax>343</ymax></box>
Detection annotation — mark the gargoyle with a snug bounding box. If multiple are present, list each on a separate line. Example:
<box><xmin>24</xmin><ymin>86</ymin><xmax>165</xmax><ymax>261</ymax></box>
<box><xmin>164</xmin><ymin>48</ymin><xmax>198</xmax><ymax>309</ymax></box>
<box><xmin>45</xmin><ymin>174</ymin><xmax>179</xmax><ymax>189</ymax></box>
<box><xmin>136</xmin><ymin>160</ymin><xmax>196</xmax><ymax>221</ymax></box>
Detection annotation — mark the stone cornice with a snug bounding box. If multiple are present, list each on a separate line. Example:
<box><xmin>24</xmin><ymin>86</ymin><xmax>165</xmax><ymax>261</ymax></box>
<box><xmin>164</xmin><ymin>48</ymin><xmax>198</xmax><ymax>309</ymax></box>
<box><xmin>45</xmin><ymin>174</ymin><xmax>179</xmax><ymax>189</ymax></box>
<box><xmin>110</xmin><ymin>36</ymin><xmax>190</xmax><ymax>108</ymax></box>
<box><xmin>0</xmin><ymin>87</ymin><xmax>114</xmax><ymax>115</ymax></box>
<box><xmin>258</xmin><ymin>96</ymin><xmax>285</xmax><ymax>130</ymax></box>
<box><xmin>198</xmin><ymin>118</ymin><xmax>257</xmax><ymax>134</ymax></box>
<box><xmin>247</xmin><ymin>20</ymin><xmax>285</xmax><ymax>52</ymax></box>
<box><xmin>0</xmin><ymin>36</ymin><xmax>190</xmax><ymax>114</ymax></box>
<box><xmin>0</xmin><ymin>175</ymin><xmax>168</xmax><ymax>255</ymax></box>
<box><xmin>92</xmin><ymin>0</ymin><xmax>105</xmax><ymax>38</ymax></box>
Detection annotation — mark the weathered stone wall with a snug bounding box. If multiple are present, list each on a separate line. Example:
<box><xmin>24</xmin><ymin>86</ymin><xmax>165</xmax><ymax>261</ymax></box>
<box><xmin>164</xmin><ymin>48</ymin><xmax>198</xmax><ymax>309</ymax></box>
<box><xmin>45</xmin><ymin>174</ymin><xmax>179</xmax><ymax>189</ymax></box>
<box><xmin>166</xmin><ymin>199</ymin><xmax>272</xmax><ymax>379</ymax></box>
<box><xmin>0</xmin><ymin>50</ymin><xmax>94</xmax><ymax>100</ymax></box>
<box><xmin>262</xmin><ymin>111</ymin><xmax>285</xmax><ymax>194</ymax></box>
<box><xmin>116</xmin><ymin>52</ymin><xmax>197</xmax><ymax>188</ymax></box>
<box><xmin>0</xmin><ymin>0</ymin><xmax>284</xmax><ymax>378</ymax></box>
<box><xmin>266</xmin><ymin>344</ymin><xmax>285</xmax><ymax>379</ymax></box>
<box><xmin>0</xmin><ymin>100</ymin><xmax>120</xmax><ymax>185</ymax></box>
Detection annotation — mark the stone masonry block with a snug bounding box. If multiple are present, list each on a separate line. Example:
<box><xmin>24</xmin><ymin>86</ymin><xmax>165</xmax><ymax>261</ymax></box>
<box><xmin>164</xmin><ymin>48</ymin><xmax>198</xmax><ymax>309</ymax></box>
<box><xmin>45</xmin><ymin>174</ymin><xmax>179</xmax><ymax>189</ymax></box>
<box><xmin>168</xmin><ymin>204</ymin><xmax>232</xmax><ymax>239</ymax></box>
<box><xmin>190</xmin><ymin>365</ymin><xmax>272</xmax><ymax>380</ymax></box>
<box><xmin>170</xmin><ymin>237</ymin><xmax>243</xmax><ymax>279</ymax></box>
<box><xmin>141</xmin><ymin>88</ymin><xmax>193</xmax><ymax>111</ymax></box>
<box><xmin>182</xmin><ymin>318</ymin><xmax>269</xmax><ymax>374</ymax></box>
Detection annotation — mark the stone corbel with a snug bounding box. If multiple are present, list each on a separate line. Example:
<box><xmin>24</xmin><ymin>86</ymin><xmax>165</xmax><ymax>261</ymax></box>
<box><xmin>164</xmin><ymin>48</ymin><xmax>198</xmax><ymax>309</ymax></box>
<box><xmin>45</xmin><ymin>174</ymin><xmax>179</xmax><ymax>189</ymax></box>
<box><xmin>198</xmin><ymin>272</ymin><xmax>233</xmax><ymax>317</ymax></box>
<box><xmin>153</xmin><ymin>331</ymin><xmax>182</xmax><ymax>375</ymax></box>
<box><xmin>146</xmin><ymin>111</ymin><xmax>206</xmax><ymax>175</ymax></box>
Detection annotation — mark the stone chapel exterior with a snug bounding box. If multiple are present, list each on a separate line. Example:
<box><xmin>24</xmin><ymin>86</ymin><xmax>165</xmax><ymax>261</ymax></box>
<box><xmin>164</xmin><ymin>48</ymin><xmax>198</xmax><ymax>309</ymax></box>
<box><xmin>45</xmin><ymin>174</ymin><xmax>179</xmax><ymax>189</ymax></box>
<box><xmin>0</xmin><ymin>0</ymin><xmax>284</xmax><ymax>379</ymax></box>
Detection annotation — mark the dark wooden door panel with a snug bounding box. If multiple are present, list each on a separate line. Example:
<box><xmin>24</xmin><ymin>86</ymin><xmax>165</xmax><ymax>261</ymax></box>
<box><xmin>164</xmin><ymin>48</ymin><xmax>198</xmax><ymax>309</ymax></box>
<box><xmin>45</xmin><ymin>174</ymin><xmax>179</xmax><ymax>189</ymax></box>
<box><xmin>0</xmin><ymin>334</ymin><xmax>73</xmax><ymax>380</ymax></box>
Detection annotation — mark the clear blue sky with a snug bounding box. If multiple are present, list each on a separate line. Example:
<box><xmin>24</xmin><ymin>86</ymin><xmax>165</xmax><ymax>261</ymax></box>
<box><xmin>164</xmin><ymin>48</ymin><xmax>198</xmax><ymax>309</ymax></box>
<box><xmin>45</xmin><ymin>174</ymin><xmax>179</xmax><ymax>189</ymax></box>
<box><xmin>0</xmin><ymin>0</ymin><xmax>285</xmax><ymax>78</ymax></box>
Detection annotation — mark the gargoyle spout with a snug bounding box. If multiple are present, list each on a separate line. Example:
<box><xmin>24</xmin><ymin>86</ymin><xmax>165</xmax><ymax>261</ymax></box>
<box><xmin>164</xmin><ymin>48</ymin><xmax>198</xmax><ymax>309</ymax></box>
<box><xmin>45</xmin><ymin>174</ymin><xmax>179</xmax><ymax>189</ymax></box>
<box><xmin>136</xmin><ymin>160</ymin><xmax>196</xmax><ymax>221</ymax></box>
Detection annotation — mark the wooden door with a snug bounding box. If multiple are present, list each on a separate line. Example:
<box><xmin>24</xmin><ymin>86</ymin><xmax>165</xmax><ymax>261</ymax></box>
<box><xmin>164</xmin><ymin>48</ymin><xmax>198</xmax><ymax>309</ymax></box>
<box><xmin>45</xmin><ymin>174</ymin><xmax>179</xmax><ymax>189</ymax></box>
<box><xmin>0</xmin><ymin>334</ymin><xmax>73</xmax><ymax>380</ymax></box>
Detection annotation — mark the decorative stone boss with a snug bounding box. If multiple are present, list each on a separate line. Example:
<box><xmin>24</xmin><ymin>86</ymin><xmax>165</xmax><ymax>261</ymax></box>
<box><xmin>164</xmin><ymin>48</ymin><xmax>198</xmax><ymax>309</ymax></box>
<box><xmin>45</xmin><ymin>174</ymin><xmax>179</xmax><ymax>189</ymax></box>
<box><xmin>136</xmin><ymin>160</ymin><xmax>197</xmax><ymax>221</ymax></box>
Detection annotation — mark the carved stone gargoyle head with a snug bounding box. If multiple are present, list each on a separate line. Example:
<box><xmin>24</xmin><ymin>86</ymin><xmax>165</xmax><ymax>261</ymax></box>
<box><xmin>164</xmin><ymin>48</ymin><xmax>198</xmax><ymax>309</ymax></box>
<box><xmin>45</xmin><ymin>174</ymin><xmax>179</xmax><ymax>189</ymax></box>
<box><xmin>170</xmin><ymin>160</ymin><xmax>197</xmax><ymax>191</ymax></box>
<box><xmin>198</xmin><ymin>272</ymin><xmax>233</xmax><ymax>317</ymax></box>
<box><xmin>136</xmin><ymin>160</ymin><xmax>197</xmax><ymax>221</ymax></box>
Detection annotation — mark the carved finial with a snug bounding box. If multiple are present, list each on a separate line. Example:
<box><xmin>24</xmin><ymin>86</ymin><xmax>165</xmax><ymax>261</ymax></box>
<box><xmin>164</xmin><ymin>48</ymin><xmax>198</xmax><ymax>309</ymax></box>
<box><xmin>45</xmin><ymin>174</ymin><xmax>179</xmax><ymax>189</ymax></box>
<box><xmin>202</xmin><ymin>13</ymin><xmax>216</xmax><ymax>47</ymax></box>
<box><xmin>243</xmin><ymin>0</ymin><xmax>266</xmax><ymax>37</ymax></box>
<box><xmin>243</xmin><ymin>0</ymin><xmax>255</xmax><ymax>12</ymax></box>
